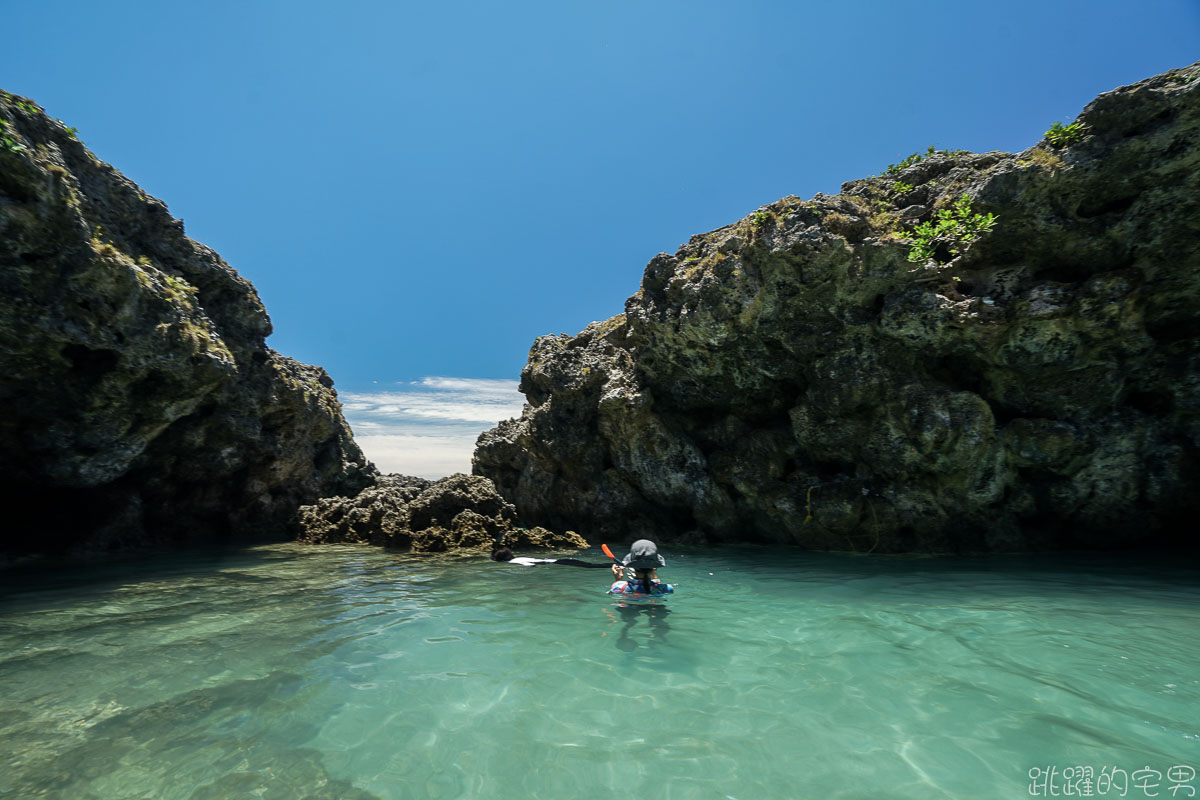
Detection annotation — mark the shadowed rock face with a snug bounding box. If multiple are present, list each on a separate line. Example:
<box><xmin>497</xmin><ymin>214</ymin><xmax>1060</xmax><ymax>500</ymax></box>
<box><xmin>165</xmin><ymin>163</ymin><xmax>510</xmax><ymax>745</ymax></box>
<box><xmin>0</xmin><ymin>91</ymin><xmax>374</xmax><ymax>557</ymax></box>
<box><xmin>474</xmin><ymin>62</ymin><xmax>1200</xmax><ymax>553</ymax></box>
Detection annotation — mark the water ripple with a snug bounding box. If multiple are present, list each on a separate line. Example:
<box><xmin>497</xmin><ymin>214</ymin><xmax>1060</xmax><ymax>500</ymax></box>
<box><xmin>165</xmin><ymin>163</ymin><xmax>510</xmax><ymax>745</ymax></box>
<box><xmin>1</xmin><ymin>544</ymin><xmax>1198</xmax><ymax>799</ymax></box>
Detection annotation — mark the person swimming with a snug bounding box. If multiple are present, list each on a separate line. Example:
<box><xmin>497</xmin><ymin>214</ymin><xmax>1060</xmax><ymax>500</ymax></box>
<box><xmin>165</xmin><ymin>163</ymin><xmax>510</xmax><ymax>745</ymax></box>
<box><xmin>621</xmin><ymin>539</ymin><xmax>666</xmax><ymax>571</ymax></box>
<box><xmin>491</xmin><ymin>547</ymin><xmax>610</xmax><ymax>568</ymax></box>
<box><xmin>608</xmin><ymin>539</ymin><xmax>674</xmax><ymax>595</ymax></box>
<box><xmin>492</xmin><ymin>547</ymin><xmax>558</xmax><ymax>566</ymax></box>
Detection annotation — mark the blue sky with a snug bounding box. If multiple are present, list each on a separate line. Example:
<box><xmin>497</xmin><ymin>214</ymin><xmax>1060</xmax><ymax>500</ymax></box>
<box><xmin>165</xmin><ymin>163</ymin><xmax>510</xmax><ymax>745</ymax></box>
<box><xmin>4</xmin><ymin>1</ymin><xmax>1197</xmax><ymax>476</ymax></box>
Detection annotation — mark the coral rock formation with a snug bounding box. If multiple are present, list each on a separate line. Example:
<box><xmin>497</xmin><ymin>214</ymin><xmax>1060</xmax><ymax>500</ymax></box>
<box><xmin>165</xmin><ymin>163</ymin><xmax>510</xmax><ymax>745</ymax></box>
<box><xmin>1</xmin><ymin>91</ymin><xmax>373</xmax><ymax>556</ymax></box>
<box><xmin>297</xmin><ymin>473</ymin><xmax>588</xmax><ymax>553</ymax></box>
<box><xmin>474</xmin><ymin>63</ymin><xmax>1200</xmax><ymax>553</ymax></box>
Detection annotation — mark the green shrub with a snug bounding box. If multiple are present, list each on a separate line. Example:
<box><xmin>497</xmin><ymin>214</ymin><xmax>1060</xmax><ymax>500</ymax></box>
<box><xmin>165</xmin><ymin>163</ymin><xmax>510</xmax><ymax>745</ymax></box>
<box><xmin>885</xmin><ymin>146</ymin><xmax>935</xmax><ymax>175</ymax></box>
<box><xmin>881</xmin><ymin>145</ymin><xmax>971</xmax><ymax>176</ymax></box>
<box><xmin>907</xmin><ymin>195</ymin><xmax>996</xmax><ymax>264</ymax></box>
<box><xmin>1044</xmin><ymin>121</ymin><xmax>1086</xmax><ymax>148</ymax></box>
<box><xmin>750</xmin><ymin>210</ymin><xmax>771</xmax><ymax>228</ymax></box>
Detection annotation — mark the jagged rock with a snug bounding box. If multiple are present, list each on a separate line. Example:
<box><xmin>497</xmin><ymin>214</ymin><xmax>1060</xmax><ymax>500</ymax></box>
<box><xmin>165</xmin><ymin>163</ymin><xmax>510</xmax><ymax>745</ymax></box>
<box><xmin>297</xmin><ymin>472</ymin><xmax>585</xmax><ymax>553</ymax></box>
<box><xmin>499</xmin><ymin>526</ymin><xmax>589</xmax><ymax>550</ymax></box>
<box><xmin>409</xmin><ymin>524</ymin><xmax>455</xmax><ymax>553</ymax></box>
<box><xmin>0</xmin><ymin>90</ymin><xmax>374</xmax><ymax>557</ymax></box>
<box><xmin>404</xmin><ymin>473</ymin><xmax>515</xmax><ymax>534</ymax></box>
<box><xmin>296</xmin><ymin>475</ymin><xmax>431</xmax><ymax>547</ymax></box>
<box><xmin>474</xmin><ymin>62</ymin><xmax>1200</xmax><ymax>553</ymax></box>
<box><xmin>447</xmin><ymin>510</ymin><xmax>501</xmax><ymax>549</ymax></box>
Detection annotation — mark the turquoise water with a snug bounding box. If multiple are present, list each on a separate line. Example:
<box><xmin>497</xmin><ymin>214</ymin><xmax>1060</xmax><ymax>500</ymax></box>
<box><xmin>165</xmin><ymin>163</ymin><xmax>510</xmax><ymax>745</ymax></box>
<box><xmin>1</xmin><ymin>544</ymin><xmax>1198</xmax><ymax>800</ymax></box>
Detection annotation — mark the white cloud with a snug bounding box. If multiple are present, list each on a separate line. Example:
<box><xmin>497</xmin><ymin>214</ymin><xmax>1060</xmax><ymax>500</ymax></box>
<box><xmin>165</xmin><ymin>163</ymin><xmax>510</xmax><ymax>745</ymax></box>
<box><xmin>341</xmin><ymin>377</ymin><xmax>525</xmax><ymax>479</ymax></box>
<box><xmin>414</xmin><ymin>376</ymin><xmax>520</xmax><ymax>396</ymax></box>
<box><xmin>353</xmin><ymin>434</ymin><xmax>483</xmax><ymax>480</ymax></box>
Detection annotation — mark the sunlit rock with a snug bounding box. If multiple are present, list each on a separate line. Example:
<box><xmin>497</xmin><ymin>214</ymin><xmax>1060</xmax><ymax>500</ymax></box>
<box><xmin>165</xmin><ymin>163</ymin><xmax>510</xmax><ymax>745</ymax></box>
<box><xmin>474</xmin><ymin>62</ymin><xmax>1200</xmax><ymax>553</ymax></box>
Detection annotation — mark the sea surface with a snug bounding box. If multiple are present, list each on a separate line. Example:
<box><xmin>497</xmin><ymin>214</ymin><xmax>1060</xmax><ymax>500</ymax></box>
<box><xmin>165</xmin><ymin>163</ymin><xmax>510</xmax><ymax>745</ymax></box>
<box><xmin>1</xmin><ymin>543</ymin><xmax>1197</xmax><ymax>800</ymax></box>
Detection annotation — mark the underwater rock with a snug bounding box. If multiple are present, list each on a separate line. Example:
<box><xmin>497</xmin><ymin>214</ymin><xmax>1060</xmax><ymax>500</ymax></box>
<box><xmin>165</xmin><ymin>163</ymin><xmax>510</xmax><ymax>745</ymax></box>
<box><xmin>0</xmin><ymin>90</ymin><xmax>374</xmax><ymax>557</ymax></box>
<box><xmin>297</xmin><ymin>473</ymin><xmax>587</xmax><ymax>553</ymax></box>
<box><xmin>473</xmin><ymin>62</ymin><xmax>1200</xmax><ymax>553</ymax></box>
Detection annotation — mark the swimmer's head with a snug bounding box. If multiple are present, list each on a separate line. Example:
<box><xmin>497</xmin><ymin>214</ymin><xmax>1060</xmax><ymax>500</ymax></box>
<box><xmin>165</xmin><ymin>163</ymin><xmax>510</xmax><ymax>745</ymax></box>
<box><xmin>622</xmin><ymin>539</ymin><xmax>666</xmax><ymax>570</ymax></box>
<box><xmin>491</xmin><ymin>547</ymin><xmax>514</xmax><ymax>562</ymax></box>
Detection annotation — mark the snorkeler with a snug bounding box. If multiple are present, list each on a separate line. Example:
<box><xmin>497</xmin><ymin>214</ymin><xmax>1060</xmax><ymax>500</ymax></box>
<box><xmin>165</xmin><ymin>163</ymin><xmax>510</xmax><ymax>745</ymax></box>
<box><xmin>490</xmin><ymin>547</ymin><xmax>611</xmax><ymax>568</ymax></box>
<box><xmin>608</xmin><ymin>540</ymin><xmax>674</xmax><ymax>595</ymax></box>
<box><xmin>622</xmin><ymin>539</ymin><xmax>666</xmax><ymax>571</ymax></box>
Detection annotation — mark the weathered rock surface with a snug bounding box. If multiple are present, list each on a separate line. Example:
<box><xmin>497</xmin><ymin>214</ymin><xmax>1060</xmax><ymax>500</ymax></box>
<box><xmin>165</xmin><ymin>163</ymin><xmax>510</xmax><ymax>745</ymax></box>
<box><xmin>297</xmin><ymin>473</ymin><xmax>588</xmax><ymax>553</ymax></box>
<box><xmin>474</xmin><ymin>63</ymin><xmax>1200</xmax><ymax>552</ymax></box>
<box><xmin>0</xmin><ymin>91</ymin><xmax>373</xmax><ymax>557</ymax></box>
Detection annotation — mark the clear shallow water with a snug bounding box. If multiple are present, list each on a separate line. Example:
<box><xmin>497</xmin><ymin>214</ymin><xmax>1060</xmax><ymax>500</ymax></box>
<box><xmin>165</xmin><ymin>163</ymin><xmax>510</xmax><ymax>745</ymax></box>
<box><xmin>1</xmin><ymin>544</ymin><xmax>1198</xmax><ymax>800</ymax></box>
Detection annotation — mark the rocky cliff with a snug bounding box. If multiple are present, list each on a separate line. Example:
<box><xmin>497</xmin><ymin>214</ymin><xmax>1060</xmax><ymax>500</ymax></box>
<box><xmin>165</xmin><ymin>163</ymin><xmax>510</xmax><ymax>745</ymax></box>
<box><xmin>1</xmin><ymin>91</ymin><xmax>374</xmax><ymax>557</ymax></box>
<box><xmin>474</xmin><ymin>63</ymin><xmax>1200</xmax><ymax>553</ymax></box>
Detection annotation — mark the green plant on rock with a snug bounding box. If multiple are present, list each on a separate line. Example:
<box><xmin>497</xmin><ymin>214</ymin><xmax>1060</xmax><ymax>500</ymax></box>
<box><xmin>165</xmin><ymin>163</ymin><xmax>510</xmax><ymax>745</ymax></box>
<box><xmin>869</xmin><ymin>209</ymin><xmax>901</xmax><ymax>237</ymax></box>
<box><xmin>163</xmin><ymin>273</ymin><xmax>199</xmax><ymax>304</ymax></box>
<box><xmin>750</xmin><ymin>210</ymin><xmax>771</xmax><ymax>228</ymax></box>
<box><xmin>906</xmin><ymin>194</ymin><xmax>996</xmax><ymax>264</ymax></box>
<box><xmin>880</xmin><ymin>145</ymin><xmax>970</xmax><ymax>177</ymax></box>
<box><xmin>1019</xmin><ymin>147</ymin><xmax>1065</xmax><ymax>169</ymax></box>
<box><xmin>845</xmin><ymin>194</ymin><xmax>871</xmax><ymax>212</ymax></box>
<box><xmin>1166</xmin><ymin>69</ymin><xmax>1200</xmax><ymax>87</ymax></box>
<box><xmin>885</xmin><ymin>147</ymin><xmax>933</xmax><ymax>175</ymax></box>
<box><xmin>890</xmin><ymin>181</ymin><xmax>915</xmax><ymax>194</ymax></box>
<box><xmin>822</xmin><ymin>211</ymin><xmax>854</xmax><ymax>235</ymax></box>
<box><xmin>1044</xmin><ymin>121</ymin><xmax>1086</xmax><ymax>148</ymax></box>
<box><xmin>0</xmin><ymin>119</ymin><xmax>26</xmax><ymax>153</ymax></box>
